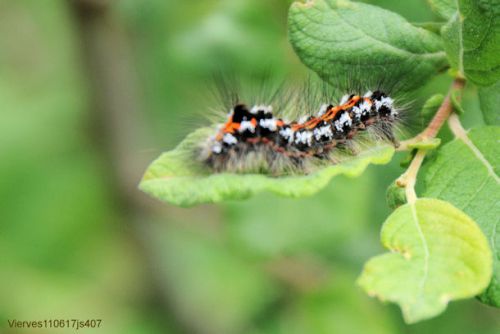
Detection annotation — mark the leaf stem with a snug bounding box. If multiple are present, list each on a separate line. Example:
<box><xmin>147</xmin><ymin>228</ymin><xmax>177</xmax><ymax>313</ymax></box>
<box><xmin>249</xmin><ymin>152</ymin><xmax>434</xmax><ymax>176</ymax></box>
<box><xmin>448</xmin><ymin>113</ymin><xmax>467</xmax><ymax>139</ymax></box>
<box><xmin>396</xmin><ymin>78</ymin><xmax>466</xmax><ymax>204</ymax></box>
<box><xmin>398</xmin><ymin>78</ymin><xmax>465</xmax><ymax>151</ymax></box>
<box><xmin>397</xmin><ymin>150</ymin><xmax>426</xmax><ymax>204</ymax></box>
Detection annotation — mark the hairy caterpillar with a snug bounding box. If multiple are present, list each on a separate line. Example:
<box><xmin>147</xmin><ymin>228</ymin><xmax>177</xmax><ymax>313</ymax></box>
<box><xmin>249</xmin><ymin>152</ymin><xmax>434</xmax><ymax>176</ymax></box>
<box><xmin>199</xmin><ymin>86</ymin><xmax>404</xmax><ymax>175</ymax></box>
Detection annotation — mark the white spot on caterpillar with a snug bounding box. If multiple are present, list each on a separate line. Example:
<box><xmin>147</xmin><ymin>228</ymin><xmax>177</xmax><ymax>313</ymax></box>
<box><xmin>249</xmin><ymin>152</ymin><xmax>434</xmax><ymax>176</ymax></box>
<box><xmin>352</xmin><ymin>100</ymin><xmax>372</xmax><ymax>119</ymax></box>
<box><xmin>375</xmin><ymin>96</ymin><xmax>394</xmax><ymax>110</ymax></box>
<box><xmin>250</xmin><ymin>105</ymin><xmax>273</xmax><ymax>114</ymax></box>
<box><xmin>294</xmin><ymin>131</ymin><xmax>313</xmax><ymax>146</ymax></box>
<box><xmin>360</xmin><ymin>100</ymin><xmax>372</xmax><ymax>113</ymax></box>
<box><xmin>239</xmin><ymin>120</ymin><xmax>256</xmax><ymax>133</ymax></box>
<box><xmin>223</xmin><ymin>133</ymin><xmax>238</xmax><ymax>145</ymax></box>
<box><xmin>298</xmin><ymin>115</ymin><xmax>309</xmax><ymax>124</ymax></box>
<box><xmin>364</xmin><ymin>90</ymin><xmax>373</xmax><ymax>98</ymax></box>
<box><xmin>383</xmin><ymin>97</ymin><xmax>393</xmax><ymax>108</ymax></box>
<box><xmin>317</xmin><ymin>104</ymin><xmax>329</xmax><ymax>116</ymax></box>
<box><xmin>212</xmin><ymin>142</ymin><xmax>223</xmax><ymax>154</ymax></box>
<box><xmin>340</xmin><ymin>94</ymin><xmax>350</xmax><ymax>105</ymax></box>
<box><xmin>351</xmin><ymin>106</ymin><xmax>362</xmax><ymax>119</ymax></box>
<box><xmin>260</xmin><ymin>118</ymin><xmax>278</xmax><ymax>131</ymax></box>
<box><xmin>334</xmin><ymin>112</ymin><xmax>352</xmax><ymax>132</ymax></box>
<box><xmin>313</xmin><ymin>125</ymin><xmax>333</xmax><ymax>140</ymax></box>
<box><xmin>279</xmin><ymin>127</ymin><xmax>294</xmax><ymax>143</ymax></box>
<box><xmin>374</xmin><ymin>96</ymin><xmax>398</xmax><ymax>118</ymax></box>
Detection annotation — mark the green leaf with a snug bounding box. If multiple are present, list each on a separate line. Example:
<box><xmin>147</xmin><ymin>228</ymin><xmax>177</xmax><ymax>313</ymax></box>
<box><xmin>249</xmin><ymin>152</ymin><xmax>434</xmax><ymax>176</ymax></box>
<box><xmin>427</xmin><ymin>0</ymin><xmax>457</xmax><ymax>20</ymax></box>
<box><xmin>288</xmin><ymin>0</ymin><xmax>448</xmax><ymax>92</ymax></box>
<box><xmin>357</xmin><ymin>198</ymin><xmax>493</xmax><ymax>324</ymax></box>
<box><xmin>411</xmin><ymin>22</ymin><xmax>446</xmax><ymax>35</ymax></box>
<box><xmin>408</xmin><ymin>138</ymin><xmax>442</xmax><ymax>150</ymax></box>
<box><xmin>399</xmin><ymin>150</ymin><xmax>416</xmax><ymax>168</ymax></box>
<box><xmin>478</xmin><ymin>81</ymin><xmax>500</xmax><ymax>125</ymax></box>
<box><xmin>424</xmin><ymin>126</ymin><xmax>500</xmax><ymax>306</ymax></box>
<box><xmin>441</xmin><ymin>0</ymin><xmax>500</xmax><ymax>86</ymax></box>
<box><xmin>421</xmin><ymin>94</ymin><xmax>445</xmax><ymax>126</ymax></box>
<box><xmin>139</xmin><ymin>128</ymin><xmax>395</xmax><ymax>206</ymax></box>
<box><xmin>386</xmin><ymin>181</ymin><xmax>407</xmax><ymax>210</ymax></box>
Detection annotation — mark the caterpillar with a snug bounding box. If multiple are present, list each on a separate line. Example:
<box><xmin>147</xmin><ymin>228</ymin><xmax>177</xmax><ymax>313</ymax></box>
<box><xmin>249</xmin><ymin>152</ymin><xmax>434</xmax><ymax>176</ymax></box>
<box><xmin>199</xmin><ymin>89</ymin><xmax>402</xmax><ymax>175</ymax></box>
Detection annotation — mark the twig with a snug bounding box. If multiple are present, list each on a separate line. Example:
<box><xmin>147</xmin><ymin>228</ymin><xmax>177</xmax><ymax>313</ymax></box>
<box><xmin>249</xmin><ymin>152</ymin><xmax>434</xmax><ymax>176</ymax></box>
<box><xmin>396</xmin><ymin>150</ymin><xmax>426</xmax><ymax>204</ymax></box>
<box><xmin>398</xmin><ymin>78</ymin><xmax>465</xmax><ymax>151</ymax></box>
<box><xmin>448</xmin><ymin>113</ymin><xmax>467</xmax><ymax>139</ymax></box>
<box><xmin>395</xmin><ymin>78</ymin><xmax>466</xmax><ymax>203</ymax></box>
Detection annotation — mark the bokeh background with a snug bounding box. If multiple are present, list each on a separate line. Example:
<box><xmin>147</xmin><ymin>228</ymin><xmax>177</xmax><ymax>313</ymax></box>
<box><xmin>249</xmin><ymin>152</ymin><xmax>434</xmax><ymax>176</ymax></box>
<box><xmin>1</xmin><ymin>0</ymin><xmax>498</xmax><ymax>333</ymax></box>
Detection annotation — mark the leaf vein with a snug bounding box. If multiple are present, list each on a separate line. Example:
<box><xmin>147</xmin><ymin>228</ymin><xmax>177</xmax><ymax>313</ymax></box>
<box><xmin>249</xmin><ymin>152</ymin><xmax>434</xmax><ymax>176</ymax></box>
<box><xmin>461</xmin><ymin>175</ymin><xmax>490</xmax><ymax>212</ymax></box>
<box><xmin>460</xmin><ymin>132</ymin><xmax>500</xmax><ymax>184</ymax></box>
<box><xmin>411</xmin><ymin>203</ymin><xmax>430</xmax><ymax>302</ymax></box>
<box><xmin>433</xmin><ymin>164</ymin><xmax>470</xmax><ymax>199</ymax></box>
<box><xmin>493</xmin><ymin>218</ymin><xmax>499</xmax><ymax>263</ymax></box>
<box><xmin>321</xmin><ymin>0</ymin><xmax>445</xmax><ymax>58</ymax></box>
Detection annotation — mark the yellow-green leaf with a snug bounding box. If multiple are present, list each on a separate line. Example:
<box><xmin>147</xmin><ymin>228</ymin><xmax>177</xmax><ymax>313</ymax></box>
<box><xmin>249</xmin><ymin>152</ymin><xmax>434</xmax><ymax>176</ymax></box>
<box><xmin>358</xmin><ymin>198</ymin><xmax>492</xmax><ymax>323</ymax></box>
<box><xmin>139</xmin><ymin>128</ymin><xmax>395</xmax><ymax>207</ymax></box>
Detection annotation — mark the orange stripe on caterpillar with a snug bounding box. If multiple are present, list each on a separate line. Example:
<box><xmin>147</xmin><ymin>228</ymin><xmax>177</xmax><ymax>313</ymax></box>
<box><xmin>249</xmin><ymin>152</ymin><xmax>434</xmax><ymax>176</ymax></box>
<box><xmin>291</xmin><ymin>96</ymin><xmax>362</xmax><ymax>131</ymax></box>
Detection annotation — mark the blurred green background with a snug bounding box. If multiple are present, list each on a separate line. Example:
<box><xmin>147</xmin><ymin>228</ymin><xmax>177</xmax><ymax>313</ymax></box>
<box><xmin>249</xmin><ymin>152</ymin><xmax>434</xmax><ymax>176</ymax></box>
<box><xmin>0</xmin><ymin>0</ymin><xmax>498</xmax><ymax>333</ymax></box>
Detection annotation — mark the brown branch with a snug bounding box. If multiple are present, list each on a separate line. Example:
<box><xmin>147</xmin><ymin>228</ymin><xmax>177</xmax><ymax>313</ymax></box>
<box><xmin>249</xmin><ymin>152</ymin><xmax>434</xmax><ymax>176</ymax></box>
<box><xmin>422</xmin><ymin>78</ymin><xmax>465</xmax><ymax>138</ymax></box>
<box><xmin>398</xmin><ymin>78</ymin><xmax>466</xmax><ymax>151</ymax></box>
<box><xmin>396</xmin><ymin>78</ymin><xmax>466</xmax><ymax>203</ymax></box>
